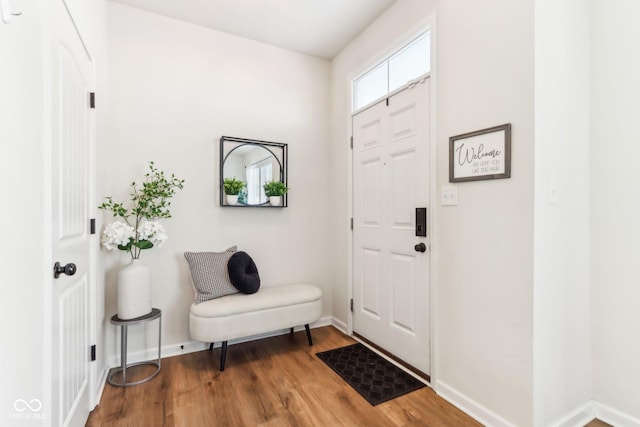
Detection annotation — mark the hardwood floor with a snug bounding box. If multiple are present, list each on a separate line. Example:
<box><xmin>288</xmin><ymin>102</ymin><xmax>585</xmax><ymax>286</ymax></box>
<box><xmin>87</xmin><ymin>326</ymin><xmax>481</xmax><ymax>426</ymax></box>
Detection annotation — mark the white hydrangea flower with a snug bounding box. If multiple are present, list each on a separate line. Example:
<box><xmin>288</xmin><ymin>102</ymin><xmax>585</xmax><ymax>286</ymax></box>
<box><xmin>137</xmin><ymin>220</ymin><xmax>168</xmax><ymax>247</ymax></box>
<box><xmin>101</xmin><ymin>221</ymin><xmax>135</xmax><ymax>250</ymax></box>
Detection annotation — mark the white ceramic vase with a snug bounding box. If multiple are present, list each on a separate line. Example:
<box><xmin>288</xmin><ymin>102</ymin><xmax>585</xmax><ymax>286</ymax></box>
<box><xmin>117</xmin><ymin>259</ymin><xmax>152</xmax><ymax>320</ymax></box>
<box><xmin>226</xmin><ymin>194</ymin><xmax>239</xmax><ymax>205</ymax></box>
<box><xmin>269</xmin><ymin>196</ymin><xmax>281</xmax><ymax>206</ymax></box>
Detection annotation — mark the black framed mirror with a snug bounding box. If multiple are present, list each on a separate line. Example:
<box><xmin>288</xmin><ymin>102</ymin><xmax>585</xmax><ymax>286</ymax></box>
<box><xmin>220</xmin><ymin>136</ymin><xmax>288</xmax><ymax>208</ymax></box>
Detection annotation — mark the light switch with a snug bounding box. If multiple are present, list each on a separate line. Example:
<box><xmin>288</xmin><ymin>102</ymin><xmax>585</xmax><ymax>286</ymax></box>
<box><xmin>441</xmin><ymin>186</ymin><xmax>458</xmax><ymax>206</ymax></box>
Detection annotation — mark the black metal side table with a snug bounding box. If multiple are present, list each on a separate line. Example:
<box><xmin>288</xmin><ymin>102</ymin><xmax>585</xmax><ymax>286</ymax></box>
<box><xmin>108</xmin><ymin>308</ymin><xmax>162</xmax><ymax>387</ymax></box>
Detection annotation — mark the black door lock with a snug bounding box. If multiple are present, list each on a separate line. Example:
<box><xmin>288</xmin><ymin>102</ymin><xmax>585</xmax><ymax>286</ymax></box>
<box><xmin>416</xmin><ymin>207</ymin><xmax>427</xmax><ymax>237</ymax></box>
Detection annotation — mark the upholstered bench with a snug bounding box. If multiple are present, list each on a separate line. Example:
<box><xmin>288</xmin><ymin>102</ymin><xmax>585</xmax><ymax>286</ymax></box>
<box><xmin>189</xmin><ymin>283</ymin><xmax>322</xmax><ymax>371</ymax></box>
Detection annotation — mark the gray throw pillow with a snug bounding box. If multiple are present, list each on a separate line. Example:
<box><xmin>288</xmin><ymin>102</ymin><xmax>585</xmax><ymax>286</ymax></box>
<box><xmin>184</xmin><ymin>246</ymin><xmax>238</xmax><ymax>304</ymax></box>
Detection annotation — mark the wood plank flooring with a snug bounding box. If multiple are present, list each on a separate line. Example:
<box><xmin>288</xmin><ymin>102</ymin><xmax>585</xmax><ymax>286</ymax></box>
<box><xmin>87</xmin><ymin>326</ymin><xmax>611</xmax><ymax>426</ymax></box>
<box><xmin>87</xmin><ymin>326</ymin><xmax>480</xmax><ymax>426</ymax></box>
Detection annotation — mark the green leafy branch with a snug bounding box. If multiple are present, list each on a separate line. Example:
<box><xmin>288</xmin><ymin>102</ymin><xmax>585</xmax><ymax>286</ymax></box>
<box><xmin>99</xmin><ymin>161</ymin><xmax>184</xmax><ymax>259</ymax></box>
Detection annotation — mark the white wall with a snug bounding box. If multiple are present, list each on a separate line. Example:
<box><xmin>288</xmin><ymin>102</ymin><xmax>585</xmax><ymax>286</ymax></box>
<box><xmin>435</xmin><ymin>2</ymin><xmax>535</xmax><ymax>426</ymax></box>
<box><xmin>331</xmin><ymin>1</ymin><xmax>535</xmax><ymax>425</ymax></box>
<box><xmin>0</xmin><ymin>1</ymin><xmax>48</xmax><ymax>425</ymax></box>
<box><xmin>591</xmin><ymin>0</ymin><xmax>640</xmax><ymax>423</ymax></box>
<box><xmin>104</xmin><ymin>3</ymin><xmax>332</xmax><ymax>359</ymax></box>
<box><xmin>533</xmin><ymin>0</ymin><xmax>592</xmax><ymax>425</ymax></box>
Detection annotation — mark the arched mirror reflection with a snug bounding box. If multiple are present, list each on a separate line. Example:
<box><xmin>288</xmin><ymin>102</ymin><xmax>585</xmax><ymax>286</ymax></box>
<box><xmin>220</xmin><ymin>136</ymin><xmax>288</xmax><ymax>208</ymax></box>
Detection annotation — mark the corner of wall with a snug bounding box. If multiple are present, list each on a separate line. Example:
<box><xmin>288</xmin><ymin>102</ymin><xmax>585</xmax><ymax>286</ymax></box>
<box><xmin>594</xmin><ymin>401</ymin><xmax>640</xmax><ymax>427</ymax></box>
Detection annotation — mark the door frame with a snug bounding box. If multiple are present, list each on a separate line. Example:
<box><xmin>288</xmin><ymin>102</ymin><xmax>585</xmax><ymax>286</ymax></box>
<box><xmin>346</xmin><ymin>16</ymin><xmax>438</xmax><ymax>383</ymax></box>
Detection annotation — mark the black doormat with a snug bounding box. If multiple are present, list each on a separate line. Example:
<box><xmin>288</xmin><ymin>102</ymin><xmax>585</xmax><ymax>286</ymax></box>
<box><xmin>316</xmin><ymin>343</ymin><xmax>426</xmax><ymax>406</ymax></box>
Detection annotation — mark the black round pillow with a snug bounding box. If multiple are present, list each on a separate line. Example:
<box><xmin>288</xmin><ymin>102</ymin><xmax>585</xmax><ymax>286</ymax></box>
<box><xmin>227</xmin><ymin>251</ymin><xmax>261</xmax><ymax>294</ymax></box>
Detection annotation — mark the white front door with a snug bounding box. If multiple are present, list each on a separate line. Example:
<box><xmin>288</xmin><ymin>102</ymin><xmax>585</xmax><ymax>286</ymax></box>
<box><xmin>352</xmin><ymin>78</ymin><xmax>431</xmax><ymax>375</ymax></box>
<box><xmin>50</xmin><ymin>1</ymin><xmax>94</xmax><ymax>425</ymax></box>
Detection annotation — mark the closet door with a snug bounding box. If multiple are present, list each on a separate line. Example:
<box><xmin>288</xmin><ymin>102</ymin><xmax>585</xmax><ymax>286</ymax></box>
<box><xmin>50</xmin><ymin>1</ymin><xmax>95</xmax><ymax>425</ymax></box>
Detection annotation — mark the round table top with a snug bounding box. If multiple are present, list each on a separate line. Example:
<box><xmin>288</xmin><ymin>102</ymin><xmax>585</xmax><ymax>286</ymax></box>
<box><xmin>111</xmin><ymin>308</ymin><xmax>161</xmax><ymax>325</ymax></box>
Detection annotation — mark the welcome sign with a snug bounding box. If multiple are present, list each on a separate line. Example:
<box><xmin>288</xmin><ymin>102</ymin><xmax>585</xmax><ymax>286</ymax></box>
<box><xmin>449</xmin><ymin>123</ymin><xmax>511</xmax><ymax>183</ymax></box>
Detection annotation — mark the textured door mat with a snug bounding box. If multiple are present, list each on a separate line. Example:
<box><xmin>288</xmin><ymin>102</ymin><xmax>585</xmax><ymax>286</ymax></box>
<box><xmin>316</xmin><ymin>343</ymin><xmax>426</xmax><ymax>406</ymax></box>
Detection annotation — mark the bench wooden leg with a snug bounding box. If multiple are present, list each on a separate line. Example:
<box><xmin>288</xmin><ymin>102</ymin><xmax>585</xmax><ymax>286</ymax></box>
<box><xmin>220</xmin><ymin>341</ymin><xmax>228</xmax><ymax>371</ymax></box>
<box><xmin>209</xmin><ymin>343</ymin><xmax>214</xmax><ymax>352</ymax></box>
<box><xmin>305</xmin><ymin>324</ymin><xmax>313</xmax><ymax>346</ymax></box>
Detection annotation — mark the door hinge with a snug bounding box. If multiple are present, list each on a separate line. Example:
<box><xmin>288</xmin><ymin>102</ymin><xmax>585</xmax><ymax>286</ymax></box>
<box><xmin>90</xmin><ymin>218</ymin><xmax>96</xmax><ymax>235</ymax></box>
<box><xmin>90</xmin><ymin>92</ymin><xmax>96</xmax><ymax>109</ymax></box>
<box><xmin>350</xmin><ymin>136</ymin><xmax>353</xmax><ymax>149</ymax></box>
<box><xmin>350</xmin><ymin>217</ymin><xmax>353</xmax><ymax>230</ymax></box>
<box><xmin>385</xmin><ymin>98</ymin><xmax>389</xmax><ymax>107</ymax></box>
<box><xmin>90</xmin><ymin>344</ymin><xmax>96</xmax><ymax>361</ymax></box>
<box><xmin>350</xmin><ymin>298</ymin><xmax>354</xmax><ymax>312</ymax></box>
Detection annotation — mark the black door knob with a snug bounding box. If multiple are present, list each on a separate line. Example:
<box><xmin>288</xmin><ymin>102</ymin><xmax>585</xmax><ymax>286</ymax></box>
<box><xmin>54</xmin><ymin>262</ymin><xmax>77</xmax><ymax>279</ymax></box>
<box><xmin>414</xmin><ymin>243</ymin><xmax>427</xmax><ymax>253</ymax></box>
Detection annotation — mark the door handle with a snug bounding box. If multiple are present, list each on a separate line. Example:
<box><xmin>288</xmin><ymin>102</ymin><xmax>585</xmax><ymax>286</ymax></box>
<box><xmin>54</xmin><ymin>262</ymin><xmax>77</xmax><ymax>279</ymax></box>
<box><xmin>414</xmin><ymin>243</ymin><xmax>426</xmax><ymax>253</ymax></box>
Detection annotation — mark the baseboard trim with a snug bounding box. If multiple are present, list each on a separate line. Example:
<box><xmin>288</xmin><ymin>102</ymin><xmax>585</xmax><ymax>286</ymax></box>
<box><xmin>94</xmin><ymin>364</ymin><xmax>109</xmax><ymax>407</ymax></box>
<box><xmin>594</xmin><ymin>401</ymin><xmax>640</xmax><ymax>427</ymax></box>
<box><xmin>107</xmin><ymin>315</ymin><xmax>333</xmax><ymax>367</ymax></box>
<box><xmin>435</xmin><ymin>380</ymin><xmax>516</xmax><ymax>427</ymax></box>
<box><xmin>432</xmin><ymin>385</ymin><xmax>640</xmax><ymax>427</ymax></box>
<box><xmin>547</xmin><ymin>401</ymin><xmax>594</xmax><ymax>427</ymax></box>
<box><xmin>331</xmin><ymin>317</ymin><xmax>348</xmax><ymax>334</ymax></box>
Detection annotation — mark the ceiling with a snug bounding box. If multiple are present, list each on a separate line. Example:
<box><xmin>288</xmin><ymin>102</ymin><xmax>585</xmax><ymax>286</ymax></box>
<box><xmin>111</xmin><ymin>0</ymin><xmax>397</xmax><ymax>59</ymax></box>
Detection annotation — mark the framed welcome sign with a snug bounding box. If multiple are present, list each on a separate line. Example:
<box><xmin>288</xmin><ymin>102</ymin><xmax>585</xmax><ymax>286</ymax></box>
<box><xmin>449</xmin><ymin>123</ymin><xmax>511</xmax><ymax>183</ymax></box>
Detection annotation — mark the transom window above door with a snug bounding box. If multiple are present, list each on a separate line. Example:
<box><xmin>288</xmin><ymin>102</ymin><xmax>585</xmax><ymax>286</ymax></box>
<box><xmin>353</xmin><ymin>30</ymin><xmax>431</xmax><ymax>112</ymax></box>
